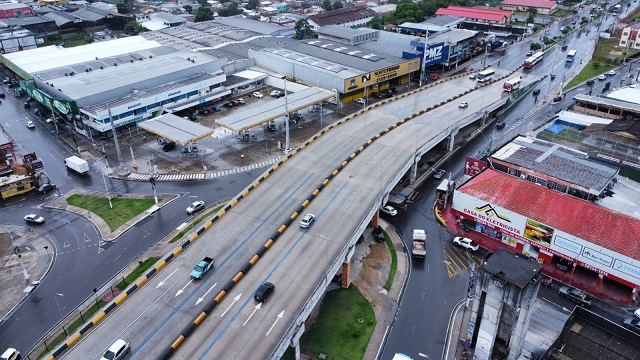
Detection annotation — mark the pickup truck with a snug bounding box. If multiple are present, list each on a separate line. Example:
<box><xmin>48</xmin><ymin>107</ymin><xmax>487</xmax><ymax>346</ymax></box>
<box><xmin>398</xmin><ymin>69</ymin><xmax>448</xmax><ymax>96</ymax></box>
<box><xmin>558</xmin><ymin>286</ymin><xmax>592</xmax><ymax>307</ymax></box>
<box><xmin>191</xmin><ymin>257</ymin><xmax>214</xmax><ymax>280</ymax></box>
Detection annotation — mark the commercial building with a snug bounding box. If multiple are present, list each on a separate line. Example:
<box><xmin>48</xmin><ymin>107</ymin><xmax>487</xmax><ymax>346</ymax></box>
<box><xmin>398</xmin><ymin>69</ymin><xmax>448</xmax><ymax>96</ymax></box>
<box><xmin>307</xmin><ymin>6</ymin><xmax>377</xmax><ymax>29</ymax></box>
<box><xmin>619</xmin><ymin>24</ymin><xmax>640</xmax><ymax>49</ymax></box>
<box><xmin>501</xmin><ymin>0</ymin><xmax>557</xmax><ymax>15</ymax></box>
<box><xmin>435</xmin><ymin>6</ymin><xmax>513</xmax><ymax>24</ymax></box>
<box><xmin>452</xmin><ymin>136</ymin><xmax>640</xmax><ymax>302</ymax></box>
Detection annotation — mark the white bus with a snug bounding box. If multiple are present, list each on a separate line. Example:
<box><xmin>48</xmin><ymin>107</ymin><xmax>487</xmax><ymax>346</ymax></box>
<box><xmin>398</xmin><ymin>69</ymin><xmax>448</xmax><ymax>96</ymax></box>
<box><xmin>566</xmin><ymin>50</ymin><xmax>577</xmax><ymax>62</ymax></box>
<box><xmin>503</xmin><ymin>78</ymin><xmax>521</xmax><ymax>92</ymax></box>
<box><xmin>476</xmin><ymin>69</ymin><xmax>496</xmax><ymax>83</ymax></box>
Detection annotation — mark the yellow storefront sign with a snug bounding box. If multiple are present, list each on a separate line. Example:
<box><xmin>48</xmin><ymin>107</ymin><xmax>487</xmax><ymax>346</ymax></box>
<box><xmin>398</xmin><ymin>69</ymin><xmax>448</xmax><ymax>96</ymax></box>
<box><xmin>344</xmin><ymin>59</ymin><xmax>420</xmax><ymax>92</ymax></box>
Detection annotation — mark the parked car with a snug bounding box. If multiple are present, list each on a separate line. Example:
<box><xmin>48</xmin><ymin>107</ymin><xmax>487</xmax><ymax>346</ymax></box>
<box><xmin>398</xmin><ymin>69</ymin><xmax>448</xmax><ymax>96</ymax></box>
<box><xmin>254</xmin><ymin>282</ymin><xmax>275</xmax><ymax>302</ymax></box>
<box><xmin>275</xmin><ymin>92</ymin><xmax>285</xmax><ymax>98</ymax></box>
<box><xmin>299</xmin><ymin>213</ymin><xmax>315</xmax><ymax>228</ymax></box>
<box><xmin>607</xmin><ymin>70</ymin><xmax>617</xmax><ymax>76</ymax></box>
<box><xmin>381</xmin><ymin>89</ymin><xmax>395</xmax><ymax>97</ymax></box>
<box><xmin>235</xmin><ymin>98</ymin><xmax>245</xmax><ymax>104</ymax></box>
<box><xmin>433</xmin><ymin>169</ymin><xmax>446</xmax><ymax>179</ymax></box>
<box><xmin>0</xmin><ymin>348</ymin><xmax>19</xmax><ymax>360</ymax></box>
<box><xmin>459</xmin><ymin>101</ymin><xmax>468</xmax><ymax>108</ymax></box>
<box><xmin>354</xmin><ymin>98</ymin><xmax>365</xmax><ymax>104</ymax></box>
<box><xmin>252</xmin><ymin>92</ymin><xmax>263</xmax><ymax>98</ymax></box>
<box><xmin>37</xmin><ymin>183</ymin><xmax>56</xmax><ymax>194</ymax></box>
<box><xmin>270</xmin><ymin>90</ymin><xmax>281</xmax><ymax>97</ymax></box>
<box><xmin>24</xmin><ymin>214</ymin><xmax>45</xmax><ymax>224</ymax></box>
<box><xmin>26</xmin><ymin>121</ymin><xmax>35</xmax><ymax>129</ymax></box>
<box><xmin>100</xmin><ymin>339</ymin><xmax>130</xmax><ymax>360</ymax></box>
<box><xmin>372</xmin><ymin>227</ymin><xmax>385</xmax><ymax>242</ymax></box>
<box><xmin>380</xmin><ymin>205</ymin><xmax>397</xmax><ymax>216</ymax></box>
<box><xmin>623</xmin><ymin>316</ymin><xmax>640</xmax><ymax>334</ymax></box>
<box><xmin>371</xmin><ymin>92</ymin><xmax>384</xmax><ymax>98</ymax></box>
<box><xmin>431</xmin><ymin>73</ymin><xmax>440</xmax><ymax>81</ymax></box>
<box><xmin>162</xmin><ymin>141</ymin><xmax>176</xmax><ymax>152</ymax></box>
<box><xmin>598</xmin><ymin>74</ymin><xmax>607</xmax><ymax>80</ymax></box>
<box><xmin>496</xmin><ymin>121</ymin><xmax>506</xmax><ymax>130</ymax></box>
<box><xmin>224</xmin><ymin>102</ymin><xmax>235</xmax><ymax>108</ymax></box>
<box><xmin>186</xmin><ymin>200</ymin><xmax>205</xmax><ymax>215</ymax></box>
<box><xmin>558</xmin><ymin>286</ymin><xmax>592</xmax><ymax>307</ymax></box>
<box><xmin>453</xmin><ymin>236</ymin><xmax>480</xmax><ymax>251</ymax></box>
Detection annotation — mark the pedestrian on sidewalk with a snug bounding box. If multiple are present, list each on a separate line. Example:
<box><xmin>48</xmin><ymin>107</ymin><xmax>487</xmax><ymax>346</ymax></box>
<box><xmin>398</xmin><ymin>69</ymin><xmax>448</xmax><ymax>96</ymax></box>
<box><xmin>241</xmin><ymin>154</ymin><xmax>245</xmax><ymax>161</ymax></box>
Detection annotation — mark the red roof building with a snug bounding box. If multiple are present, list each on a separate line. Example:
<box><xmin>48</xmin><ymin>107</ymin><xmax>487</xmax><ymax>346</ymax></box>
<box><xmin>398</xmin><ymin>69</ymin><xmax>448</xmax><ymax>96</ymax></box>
<box><xmin>452</xmin><ymin>169</ymin><xmax>640</xmax><ymax>292</ymax></box>
<box><xmin>501</xmin><ymin>0</ymin><xmax>557</xmax><ymax>15</ymax></box>
<box><xmin>435</xmin><ymin>6</ymin><xmax>512</xmax><ymax>24</ymax></box>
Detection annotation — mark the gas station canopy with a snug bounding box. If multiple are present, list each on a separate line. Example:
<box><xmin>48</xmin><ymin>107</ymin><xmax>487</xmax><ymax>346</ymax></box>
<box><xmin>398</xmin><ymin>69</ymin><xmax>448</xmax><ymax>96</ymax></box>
<box><xmin>215</xmin><ymin>87</ymin><xmax>336</xmax><ymax>133</ymax></box>
<box><xmin>139</xmin><ymin>114</ymin><xmax>214</xmax><ymax>145</ymax></box>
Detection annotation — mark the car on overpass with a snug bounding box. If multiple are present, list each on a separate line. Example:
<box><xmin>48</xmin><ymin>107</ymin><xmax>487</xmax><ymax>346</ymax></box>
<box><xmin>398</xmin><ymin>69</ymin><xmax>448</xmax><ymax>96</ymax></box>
<box><xmin>254</xmin><ymin>282</ymin><xmax>275</xmax><ymax>303</ymax></box>
<box><xmin>299</xmin><ymin>213</ymin><xmax>315</xmax><ymax>228</ymax></box>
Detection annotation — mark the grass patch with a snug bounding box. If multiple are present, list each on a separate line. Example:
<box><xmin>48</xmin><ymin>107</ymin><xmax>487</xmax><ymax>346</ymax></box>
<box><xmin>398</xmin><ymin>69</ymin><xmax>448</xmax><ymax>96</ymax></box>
<box><xmin>169</xmin><ymin>205</ymin><xmax>223</xmax><ymax>243</ymax></box>
<box><xmin>383</xmin><ymin>231</ymin><xmax>397</xmax><ymax>291</ymax></box>
<box><xmin>66</xmin><ymin>194</ymin><xmax>156</xmax><ymax>231</ymax></box>
<box><xmin>115</xmin><ymin>257</ymin><xmax>160</xmax><ymax>290</ymax></box>
<box><xmin>563</xmin><ymin>62</ymin><xmax>616</xmax><ymax>90</ymax></box>
<box><xmin>537</xmin><ymin>128</ymin><xmax>586</xmax><ymax>144</ymax></box>
<box><xmin>552</xmin><ymin>9</ymin><xmax>573</xmax><ymax>17</ymax></box>
<box><xmin>593</xmin><ymin>38</ymin><xmax>640</xmax><ymax>63</ymax></box>
<box><xmin>300</xmin><ymin>285</ymin><xmax>376</xmax><ymax>359</ymax></box>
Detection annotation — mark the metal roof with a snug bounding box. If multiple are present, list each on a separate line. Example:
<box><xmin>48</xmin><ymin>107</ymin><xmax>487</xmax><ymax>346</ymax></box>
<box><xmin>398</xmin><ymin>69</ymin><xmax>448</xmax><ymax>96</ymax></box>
<box><xmin>490</xmin><ymin>135</ymin><xmax>618</xmax><ymax>192</ymax></box>
<box><xmin>481</xmin><ymin>249</ymin><xmax>541</xmax><ymax>288</ymax></box>
<box><xmin>215</xmin><ymin>87</ymin><xmax>335</xmax><ymax>132</ymax></box>
<box><xmin>574</xmin><ymin>93</ymin><xmax>640</xmax><ymax>113</ymax></box>
<box><xmin>202</xmin><ymin>17</ymin><xmax>295</xmax><ymax>36</ymax></box>
<box><xmin>139</xmin><ymin>114</ymin><xmax>214</xmax><ymax>145</ymax></box>
<box><xmin>423</xmin><ymin>14</ymin><xmax>465</xmax><ymax>27</ymax></box>
<box><xmin>316</xmin><ymin>25</ymin><xmax>375</xmax><ymax>38</ymax></box>
<box><xmin>357</xmin><ymin>30</ymin><xmax>415</xmax><ymax>58</ymax></box>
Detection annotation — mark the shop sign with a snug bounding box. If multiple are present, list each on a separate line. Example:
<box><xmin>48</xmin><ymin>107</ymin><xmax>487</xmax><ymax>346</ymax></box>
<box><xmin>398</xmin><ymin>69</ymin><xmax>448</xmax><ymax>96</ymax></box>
<box><xmin>464</xmin><ymin>156</ymin><xmax>488</xmax><ymax>176</ymax></box>
<box><xmin>344</xmin><ymin>59</ymin><xmax>420</xmax><ymax>91</ymax></box>
<box><xmin>613</xmin><ymin>260</ymin><xmax>640</xmax><ymax>281</ymax></box>
<box><xmin>582</xmin><ymin>247</ymin><xmax>613</xmax><ymax>267</ymax></box>
<box><xmin>553</xmin><ymin>236</ymin><xmax>582</xmax><ymax>255</ymax></box>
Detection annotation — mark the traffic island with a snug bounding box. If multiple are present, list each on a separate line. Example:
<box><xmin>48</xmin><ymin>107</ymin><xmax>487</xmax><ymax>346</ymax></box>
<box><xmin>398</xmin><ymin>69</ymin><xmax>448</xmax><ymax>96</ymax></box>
<box><xmin>45</xmin><ymin>188</ymin><xmax>178</xmax><ymax>241</ymax></box>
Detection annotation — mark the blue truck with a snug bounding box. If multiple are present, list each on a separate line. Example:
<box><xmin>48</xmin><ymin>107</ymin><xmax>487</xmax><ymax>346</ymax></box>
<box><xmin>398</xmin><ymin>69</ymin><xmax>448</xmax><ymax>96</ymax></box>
<box><xmin>191</xmin><ymin>256</ymin><xmax>214</xmax><ymax>280</ymax></box>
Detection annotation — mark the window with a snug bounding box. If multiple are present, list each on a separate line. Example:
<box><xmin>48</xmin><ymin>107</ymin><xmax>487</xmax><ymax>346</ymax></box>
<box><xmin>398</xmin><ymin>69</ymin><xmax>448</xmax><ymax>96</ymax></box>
<box><xmin>622</xmin><ymin>40</ymin><xmax>627</xmax><ymax>45</ymax></box>
<box><xmin>548</xmin><ymin>181</ymin><xmax>567</xmax><ymax>193</ymax></box>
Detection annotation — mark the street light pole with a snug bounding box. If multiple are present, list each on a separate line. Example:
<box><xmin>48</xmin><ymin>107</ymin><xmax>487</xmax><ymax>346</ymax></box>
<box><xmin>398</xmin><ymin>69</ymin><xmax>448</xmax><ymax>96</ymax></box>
<box><xmin>284</xmin><ymin>79</ymin><xmax>291</xmax><ymax>154</ymax></box>
<box><xmin>7</xmin><ymin>229</ymin><xmax>29</xmax><ymax>280</ymax></box>
<box><xmin>54</xmin><ymin>293</ymin><xmax>68</xmax><ymax>336</ymax></box>
<box><xmin>419</xmin><ymin>27</ymin><xmax>429</xmax><ymax>87</ymax></box>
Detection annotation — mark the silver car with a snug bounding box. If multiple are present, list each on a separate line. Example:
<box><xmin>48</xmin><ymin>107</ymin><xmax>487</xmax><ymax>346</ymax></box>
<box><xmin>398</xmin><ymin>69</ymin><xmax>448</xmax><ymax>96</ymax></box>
<box><xmin>186</xmin><ymin>200</ymin><xmax>205</xmax><ymax>215</ymax></box>
<box><xmin>299</xmin><ymin>213</ymin><xmax>315</xmax><ymax>228</ymax></box>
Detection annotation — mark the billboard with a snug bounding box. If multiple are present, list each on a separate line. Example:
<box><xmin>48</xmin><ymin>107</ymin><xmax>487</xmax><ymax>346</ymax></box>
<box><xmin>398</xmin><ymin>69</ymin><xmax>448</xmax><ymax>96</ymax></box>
<box><xmin>464</xmin><ymin>157</ymin><xmax>488</xmax><ymax>177</ymax></box>
<box><xmin>344</xmin><ymin>59</ymin><xmax>420</xmax><ymax>92</ymax></box>
<box><xmin>23</xmin><ymin>83</ymin><xmax>79</xmax><ymax>118</ymax></box>
<box><xmin>423</xmin><ymin>42</ymin><xmax>450</xmax><ymax>67</ymax></box>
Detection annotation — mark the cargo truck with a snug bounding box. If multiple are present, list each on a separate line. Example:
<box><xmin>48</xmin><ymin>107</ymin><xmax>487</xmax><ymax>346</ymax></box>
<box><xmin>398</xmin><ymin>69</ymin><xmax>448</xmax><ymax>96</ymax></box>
<box><xmin>64</xmin><ymin>156</ymin><xmax>89</xmax><ymax>175</ymax></box>
<box><xmin>412</xmin><ymin>229</ymin><xmax>427</xmax><ymax>258</ymax></box>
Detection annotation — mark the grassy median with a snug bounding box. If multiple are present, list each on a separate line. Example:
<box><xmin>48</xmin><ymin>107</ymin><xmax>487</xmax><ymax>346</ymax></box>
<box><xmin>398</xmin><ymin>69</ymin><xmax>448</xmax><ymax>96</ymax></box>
<box><xmin>300</xmin><ymin>285</ymin><xmax>376</xmax><ymax>359</ymax></box>
<box><xmin>67</xmin><ymin>194</ymin><xmax>156</xmax><ymax>231</ymax></box>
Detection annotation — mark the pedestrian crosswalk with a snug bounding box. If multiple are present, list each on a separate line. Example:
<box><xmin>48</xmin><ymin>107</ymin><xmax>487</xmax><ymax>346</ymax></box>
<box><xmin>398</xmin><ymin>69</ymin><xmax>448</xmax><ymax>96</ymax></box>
<box><xmin>125</xmin><ymin>158</ymin><xmax>283</xmax><ymax>182</ymax></box>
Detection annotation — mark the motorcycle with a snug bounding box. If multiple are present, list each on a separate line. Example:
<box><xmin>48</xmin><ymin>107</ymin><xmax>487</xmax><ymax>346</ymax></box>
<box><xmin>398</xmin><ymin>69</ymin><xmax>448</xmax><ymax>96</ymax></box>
<box><xmin>542</xmin><ymin>277</ymin><xmax>552</xmax><ymax>287</ymax></box>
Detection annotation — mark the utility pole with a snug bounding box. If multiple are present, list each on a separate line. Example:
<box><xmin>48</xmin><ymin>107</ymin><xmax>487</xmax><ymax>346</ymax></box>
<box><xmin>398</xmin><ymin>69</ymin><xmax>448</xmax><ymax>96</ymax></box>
<box><xmin>7</xmin><ymin>229</ymin><xmax>29</xmax><ymax>280</ymax></box>
<box><xmin>419</xmin><ymin>27</ymin><xmax>429</xmax><ymax>87</ymax></box>
<box><xmin>107</xmin><ymin>104</ymin><xmax>124</xmax><ymax>168</ymax></box>
<box><xmin>149</xmin><ymin>162</ymin><xmax>158</xmax><ymax>204</ymax></box>
<box><xmin>284</xmin><ymin>79</ymin><xmax>291</xmax><ymax>154</ymax></box>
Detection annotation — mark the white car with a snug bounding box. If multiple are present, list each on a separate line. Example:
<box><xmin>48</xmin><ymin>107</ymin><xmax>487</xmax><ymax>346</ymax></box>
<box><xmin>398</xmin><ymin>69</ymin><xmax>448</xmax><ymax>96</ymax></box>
<box><xmin>24</xmin><ymin>214</ymin><xmax>45</xmax><ymax>224</ymax></box>
<box><xmin>459</xmin><ymin>101</ymin><xmax>468</xmax><ymax>108</ymax></box>
<box><xmin>235</xmin><ymin>98</ymin><xmax>245</xmax><ymax>104</ymax></box>
<box><xmin>299</xmin><ymin>213</ymin><xmax>315</xmax><ymax>228</ymax></box>
<box><xmin>186</xmin><ymin>200</ymin><xmax>205</xmax><ymax>215</ymax></box>
<box><xmin>635</xmin><ymin>308</ymin><xmax>640</xmax><ymax>319</ymax></box>
<box><xmin>101</xmin><ymin>339</ymin><xmax>130</xmax><ymax>360</ymax></box>
<box><xmin>433</xmin><ymin>169</ymin><xmax>446</xmax><ymax>179</ymax></box>
<box><xmin>380</xmin><ymin>205</ymin><xmax>397</xmax><ymax>216</ymax></box>
<box><xmin>453</xmin><ymin>236</ymin><xmax>480</xmax><ymax>251</ymax></box>
<box><xmin>607</xmin><ymin>70</ymin><xmax>617</xmax><ymax>76</ymax></box>
<box><xmin>46</xmin><ymin>117</ymin><xmax>55</xmax><ymax>123</ymax></box>
<box><xmin>598</xmin><ymin>74</ymin><xmax>607</xmax><ymax>80</ymax></box>
<box><xmin>26</xmin><ymin>121</ymin><xmax>35</xmax><ymax>129</ymax></box>
<box><xmin>354</xmin><ymin>98</ymin><xmax>365</xmax><ymax>104</ymax></box>
<box><xmin>1</xmin><ymin>348</ymin><xmax>19</xmax><ymax>360</ymax></box>
<box><xmin>270</xmin><ymin>90</ymin><xmax>281</xmax><ymax>97</ymax></box>
<box><xmin>469</xmin><ymin>74</ymin><xmax>476</xmax><ymax>80</ymax></box>
<box><xmin>252</xmin><ymin>92</ymin><xmax>263</xmax><ymax>98</ymax></box>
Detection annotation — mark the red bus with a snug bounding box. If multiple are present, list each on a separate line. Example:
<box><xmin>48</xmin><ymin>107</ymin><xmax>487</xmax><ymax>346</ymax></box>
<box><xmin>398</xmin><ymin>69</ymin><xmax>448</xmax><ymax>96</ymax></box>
<box><xmin>523</xmin><ymin>52</ymin><xmax>544</xmax><ymax>69</ymax></box>
<box><xmin>503</xmin><ymin>78</ymin><xmax>521</xmax><ymax>92</ymax></box>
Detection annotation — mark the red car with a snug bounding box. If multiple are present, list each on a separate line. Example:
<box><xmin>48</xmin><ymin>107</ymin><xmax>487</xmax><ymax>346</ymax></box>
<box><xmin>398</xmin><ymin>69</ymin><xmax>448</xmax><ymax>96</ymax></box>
<box><xmin>371</xmin><ymin>92</ymin><xmax>384</xmax><ymax>98</ymax></box>
<box><xmin>431</xmin><ymin>73</ymin><xmax>440</xmax><ymax>81</ymax></box>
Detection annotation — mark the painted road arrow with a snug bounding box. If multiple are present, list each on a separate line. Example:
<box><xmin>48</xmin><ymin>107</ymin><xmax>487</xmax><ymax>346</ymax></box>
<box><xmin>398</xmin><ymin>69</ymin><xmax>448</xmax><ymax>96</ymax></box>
<box><xmin>243</xmin><ymin>302</ymin><xmax>262</xmax><ymax>326</ymax></box>
<box><xmin>221</xmin><ymin>294</ymin><xmax>241</xmax><ymax>317</ymax></box>
<box><xmin>266</xmin><ymin>311</ymin><xmax>284</xmax><ymax>336</ymax></box>
<box><xmin>156</xmin><ymin>269</ymin><xmax>179</xmax><ymax>289</ymax></box>
<box><xmin>195</xmin><ymin>282</ymin><xmax>218</xmax><ymax>305</ymax></box>
<box><xmin>175</xmin><ymin>278</ymin><xmax>193</xmax><ymax>297</ymax></box>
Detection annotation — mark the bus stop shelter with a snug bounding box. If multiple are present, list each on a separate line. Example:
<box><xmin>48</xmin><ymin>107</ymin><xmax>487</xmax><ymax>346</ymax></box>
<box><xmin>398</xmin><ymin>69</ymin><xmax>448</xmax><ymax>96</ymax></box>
<box><xmin>215</xmin><ymin>87</ymin><xmax>335</xmax><ymax>133</ymax></box>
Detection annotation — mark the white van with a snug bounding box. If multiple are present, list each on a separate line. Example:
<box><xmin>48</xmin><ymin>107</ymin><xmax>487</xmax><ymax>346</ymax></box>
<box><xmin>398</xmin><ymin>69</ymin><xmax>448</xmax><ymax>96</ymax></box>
<box><xmin>1</xmin><ymin>348</ymin><xmax>19</xmax><ymax>360</ymax></box>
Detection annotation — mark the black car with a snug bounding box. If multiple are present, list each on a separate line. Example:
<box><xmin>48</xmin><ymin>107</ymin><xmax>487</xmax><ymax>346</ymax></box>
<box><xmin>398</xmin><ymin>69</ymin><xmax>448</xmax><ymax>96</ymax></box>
<box><xmin>586</xmin><ymin>79</ymin><xmax>595</xmax><ymax>86</ymax></box>
<box><xmin>162</xmin><ymin>141</ymin><xmax>176</xmax><ymax>152</ymax></box>
<box><xmin>224</xmin><ymin>102</ymin><xmax>234</xmax><ymax>108</ymax></box>
<box><xmin>0</xmin><ymin>92</ymin><xmax>5</xmax><ymax>98</ymax></box>
<box><xmin>37</xmin><ymin>183</ymin><xmax>56</xmax><ymax>194</ymax></box>
<box><xmin>532</xmin><ymin>89</ymin><xmax>541</xmax><ymax>96</ymax></box>
<box><xmin>623</xmin><ymin>317</ymin><xmax>640</xmax><ymax>334</ymax></box>
<box><xmin>254</xmin><ymin>282</ymin><xmax>275</xmax><ymax>302</ymax></box>
<box><xmin>558</xmin><ymin>286</ymin><xmax>592</xmax><ymax>307</ymax></box>
<box><xmin>496</xmin><ymin>122</ymin><xmax>506</xmax><ymax>130</ymax></box>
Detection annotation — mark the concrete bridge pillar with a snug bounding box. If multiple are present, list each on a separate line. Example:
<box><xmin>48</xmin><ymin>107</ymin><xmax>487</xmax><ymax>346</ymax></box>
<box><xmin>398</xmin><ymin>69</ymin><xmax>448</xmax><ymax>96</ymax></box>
<box><xmin>289</xmin><ymin>323</ymin><xmax>306</xmax><ymax>360</ymax></box>
<box><xmin>341</xmin><ymin>246</ymin><xmax>356</xmax><ymax>288</ymax></box>
<box><xmin>372</xmin><ymin>209</ymin><xmax>379</xmax><ymax>229</ymax></box>
<box><xmin>409</xmin><ymin>160</ymin><xmax>418</xmax><ymax>184</ymax></box>
<box><xmin>447</xmin><ymin>128</ymin><xmax>459</xmax><ymax>152</ymax></box>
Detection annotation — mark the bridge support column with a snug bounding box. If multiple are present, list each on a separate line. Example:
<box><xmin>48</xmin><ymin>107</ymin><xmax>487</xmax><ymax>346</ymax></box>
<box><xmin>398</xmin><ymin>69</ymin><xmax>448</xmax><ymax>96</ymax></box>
<box><xmin>341</xmin><ymin>246</ymin><xmax>356</xmax><ymax>288</ymax></box>
<box><xmin>372</xmin><ymin>209</ymin><xmax>379</xmax><ymax>228</ymax></box>
<box><xmin>447</xmin><ymin>128</ymin><xmax>459</xmax><ymax>152</ymax></box>
<box><xmin>409</xmin><ymin>160</ymin><xmax>418</xmax><ymax>185</ymax></box>
<box><xmin>289</xmin><ymin>323</ymin><xmax>305</xmax><ymax>360</ymax></box>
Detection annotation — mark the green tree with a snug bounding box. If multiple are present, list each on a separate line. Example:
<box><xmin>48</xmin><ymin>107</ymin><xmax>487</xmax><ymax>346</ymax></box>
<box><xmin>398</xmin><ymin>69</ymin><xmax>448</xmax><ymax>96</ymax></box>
<box><xmin>218</xmin><ymin>2</ymin><xmax>243</xmax><ymax>16</ymax></box>
<box><xmin>197</xmin><ymin>0</ymin><xmax>209</xmax><ymax>6</ymax></box>
<box><xmin>301</xmin><ymin>2</ymin><xmax>311</xmax><ymax>8</ymax></box>
<box><xmin>385</xmin><ymin>3</ymin><xmax>425</xmax><ymax>24</ymax></box>
<box><xmin>526</xmin><ymin>7</ymin><xmax>537</xmax><ymax>23</ymax></box>
<box><xmin>333</xmin><ymin>1</ymin><xmax>343</xmax><ymax>9</ymax></box>
<box><xmin>294</xmin><ymin>18</ymin><xmax>317</xmax><ymax>39</ymax></box>
<box><xmin>184</xmin><ymin>4</ymin><xmax>193</xmax><ymax>13</ymax></box>
<box><xmin>246</xmin><ymin>0</ymin><xmax>259</xmax><ymax>10</ymax></box>
<box><xmin>367</xmin><ymin>17</ymin><xmax>384</xmax><ymax>30</ymax></box>
<box><xmin>530</xmin><ymin>42</ymin><xmax>542</xmax><ymax>51</ymax></box>
<box><xmin>322</xmin><ymin>0</ymin><xmax>332</xmax><ymax>11</ymax></box>
<box><xmin>124</xmin><ymin>21</ymin><xmax>149</xmax><ymax>35</ymax></box>
<box><xmin>196</xmin><ymin>6</ymin><xmax>214</xmax><ymax>21</ymax></box>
